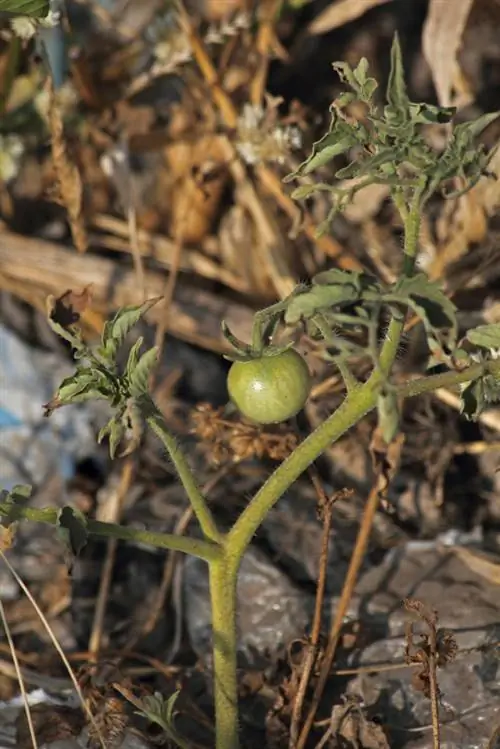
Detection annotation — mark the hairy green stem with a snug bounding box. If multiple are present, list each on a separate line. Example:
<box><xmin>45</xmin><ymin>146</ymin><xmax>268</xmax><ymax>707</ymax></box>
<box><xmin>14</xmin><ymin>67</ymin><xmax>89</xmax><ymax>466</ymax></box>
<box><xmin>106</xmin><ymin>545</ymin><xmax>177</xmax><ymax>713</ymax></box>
<box><xmin>142</xmin><ymin>396</ymin><xmax>222</xmax><ymax>544</ymax></box>
<box><xmin>0</xmin><ymin>504</ymin><xmax>221</xmax><ymax>562</ymax></box>
<box><xmin>209</xmin><ymin>556</ymin><xmax>240</xmax><ymax>749</ymax></box>
<box><xmin>378</xmin><ymin>185</ymin><xmax>424</xmax><ymax>374</ymax></box>
<box><xmin>227</xmin><ymin>383</ymin><xmax>378</xmax><ymax>563</ymax></box>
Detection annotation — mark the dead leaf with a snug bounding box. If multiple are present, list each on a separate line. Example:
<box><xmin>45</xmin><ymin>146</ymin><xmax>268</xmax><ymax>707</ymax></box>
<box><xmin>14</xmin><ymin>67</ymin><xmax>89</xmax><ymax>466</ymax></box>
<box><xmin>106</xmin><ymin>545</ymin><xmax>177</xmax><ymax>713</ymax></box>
<box><xmin>308</xmin><ymin>0</ymin><xmax>392</xmax><ymax>35</ymax></box>
<box><xmin>165</xmin><ymin>135</ymin><xmax>229</xmax><ymax>244</ymax></box>
<box><xmin>422</xmin><ymin>0</ymin><xmax>475</xmax><ymax>107</ymax></box>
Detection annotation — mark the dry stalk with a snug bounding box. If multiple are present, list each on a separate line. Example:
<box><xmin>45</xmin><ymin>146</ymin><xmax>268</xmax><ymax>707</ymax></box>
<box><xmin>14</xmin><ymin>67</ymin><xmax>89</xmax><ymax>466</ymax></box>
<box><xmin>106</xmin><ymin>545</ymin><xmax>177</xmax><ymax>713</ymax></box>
<box><xmin>296</xmin><ymin>432</ymin><xmax>404</xmax><ymax>749</ymax></box>
<box><xmin>47</xmin><ymin>84</ymin><xmax>88</xmax><ymax>254</ymax></box>
<box><xmin>88</xmin><ymin>459</ymin><xmax>135</xmax><ymax>660</ymax></box>
<box><xmin>176</xmin><ymin>0</ymin><xmax>361</xmax><ymax>271</ymax></box>
<box><xmin>288</xmin><ymin>481</ymin><xmax>353</xmax><ymax>748</ymax></box>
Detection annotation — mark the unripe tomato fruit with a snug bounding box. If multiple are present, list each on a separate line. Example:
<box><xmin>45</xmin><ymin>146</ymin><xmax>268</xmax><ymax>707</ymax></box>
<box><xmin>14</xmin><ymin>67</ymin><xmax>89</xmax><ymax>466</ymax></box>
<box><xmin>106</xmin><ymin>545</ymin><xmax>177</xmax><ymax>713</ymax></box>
<box><xmin>227</xmin><ymin>349</ymin><xmax>311</xmax><ymax>425</ymax></box>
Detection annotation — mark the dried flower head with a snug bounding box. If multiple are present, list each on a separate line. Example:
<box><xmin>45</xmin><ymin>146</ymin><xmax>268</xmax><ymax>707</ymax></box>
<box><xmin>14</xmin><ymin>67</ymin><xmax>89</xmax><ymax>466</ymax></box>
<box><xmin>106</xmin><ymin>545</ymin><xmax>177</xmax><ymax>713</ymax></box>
<box><xmin>191</xmin><ymin>403</ymin><xmax>299</xmax><ymax>466</ymax></box>
<box><xmin>236</xmin><ymin>97</ymin><xmax>302</xmax><ymax>166</ymax></box>
<box><xmin>205</xmin><ymin>11</ymin><xmax>251</xmax><ymax>45</ymax></box>
<box><xmin>0</xmin><ymin>135</ymin><xmax>24</xmax><ymax>183</ymax></box>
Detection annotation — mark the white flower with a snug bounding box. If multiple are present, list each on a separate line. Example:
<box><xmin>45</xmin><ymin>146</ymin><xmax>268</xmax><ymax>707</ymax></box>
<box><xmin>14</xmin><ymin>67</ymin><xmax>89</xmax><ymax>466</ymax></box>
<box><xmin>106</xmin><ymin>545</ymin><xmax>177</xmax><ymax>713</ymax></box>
<box><xmin>10</xmin><ymin>17</ymin><xmax>38</xmax><ymax>39</ymax></box>
<box><xmin>0</xmin><ymin>135</ymin><xmax>24</xmax><ymax>183</ymax></box>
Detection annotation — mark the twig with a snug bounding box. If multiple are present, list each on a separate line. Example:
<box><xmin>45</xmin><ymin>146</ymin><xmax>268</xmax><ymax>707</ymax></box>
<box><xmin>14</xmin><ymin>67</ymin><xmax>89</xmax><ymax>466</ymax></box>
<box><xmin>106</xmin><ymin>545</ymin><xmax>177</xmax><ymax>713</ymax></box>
<box><xmin>288</xmin><ymin>481</ymin><xmax>349</xmax><ymax>748</ymax></box>
<box><xmin>428</xmin><ymin>626</ymin><xmax>441</xmax><ymax>749</ymax></box>
<box><xmin>250</xmin><ymin>0</ymin><xmax>282</xmax><ymax>107</ymax></box>
<box><xmin>296</xmin><ymin>435</ymin><xmax>404</xmax><ymax>749</ymax></box>
<box><xmin>125</xmin><ymin>465</ymin><xmax>233</xmax><ymax>653</ymax></box>
<box><xmin>177</xmin><ymin>0</ymin><xmax>362</xmax><ymax>270</ymax></box>
<box><xmin>0</xmin><ymin>551</ymin><xmax>108</xmax><ymax>749</ymax></box>
<box><xmin>47</xmin><ymin>83</ymin><xmax>88</xmax><ymax>254</ymax></box>
<box><xmin>127</xmin><ymin>204</ymin><xmax>146</xmax><ymax>301</ymax></box>
<box><xmin>0</xmin><ymin>597</ymin><xmax>38</xmax><ymax>749</ymax></box>
<box><xmin>88</xmin><ymin>458</ymin><xmax>134</xmax><ymax>660</ymax></box>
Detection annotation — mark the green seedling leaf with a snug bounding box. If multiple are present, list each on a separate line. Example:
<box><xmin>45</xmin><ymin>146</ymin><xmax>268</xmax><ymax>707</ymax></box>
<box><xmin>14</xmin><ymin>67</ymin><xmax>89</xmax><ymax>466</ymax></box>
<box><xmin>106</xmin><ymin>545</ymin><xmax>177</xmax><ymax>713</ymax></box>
<box><xmin>466</xmin><ymin>324</ymin><xmax>500</xmax><ymax>351</ymax></box>
<box><xmin>56</xmin><ymin>506</ymin><xmax>88</xmax><ymax>571</ymax></box>
<box><xmin>102</xmin><ymin>298</ymin><xmax>161</xmax><ymax>359</ymax></box>
<box><xmin>0</xmin><ymin>485</ymin><xmax>32</xmax><ymax>526</ymax></box>
<box><xmin>136</xmin><ymin>691</ymin><xmax>189</xmax><ymax>749</ymax></box>
<box><xmin>0</xmin><ymin>0</ymin><xmax>49</xmax><ymax>17</ymax></box>
<box><xmin>128</xmin><ymin>347</ymin><xmax>159</xmax><ymax>397</ymax></box>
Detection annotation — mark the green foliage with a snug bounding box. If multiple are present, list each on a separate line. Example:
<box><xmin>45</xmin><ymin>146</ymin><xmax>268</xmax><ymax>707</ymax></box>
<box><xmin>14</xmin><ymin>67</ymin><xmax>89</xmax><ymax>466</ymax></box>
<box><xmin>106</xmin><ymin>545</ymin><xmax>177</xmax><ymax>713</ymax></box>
<box><xmin>465</xmin><ymin>323</ymin><xmax>500</xmax><ymax>351</ymax></box>
<box><xmin>45</xmin><ymin>298</ymin><xmax>160</xmax><ymax>457</ymax></box>
<box><xmin>286</xmin><ymin>34</ymin><xmax>499</xmax><ymax>235</ymax></box>
<box><xmin>56</xmin><ymin>506</ymin><xmax>88</xmax><ymax>569</ymax></box>
<box><xmin>0</xmin><ymin>0</ymin><xmax>49</xmax><ymax>18</ymax></box>
<box><xmin>135</xmin><ymin>692</ymin><xmax>189</xmax><ymax>749</ymax></box>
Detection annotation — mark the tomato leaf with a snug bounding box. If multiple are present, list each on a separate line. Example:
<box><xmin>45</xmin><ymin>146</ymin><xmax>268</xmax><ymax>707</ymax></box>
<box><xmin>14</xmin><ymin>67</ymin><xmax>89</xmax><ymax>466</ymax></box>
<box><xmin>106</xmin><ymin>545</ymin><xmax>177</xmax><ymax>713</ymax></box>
<box><xmin>0</xmin><ymin>0</ymin><xmax>49</xmax><ymax>18</ymax></box>
<box><xmin>466</xmin><ymin>324</ymin><xmax>500</xmax><ymax>351</ymax></box>
<box><xmin>56</xmin><ymin>506</ymin><xmax>88</xmax><ymax>571</ymax></box>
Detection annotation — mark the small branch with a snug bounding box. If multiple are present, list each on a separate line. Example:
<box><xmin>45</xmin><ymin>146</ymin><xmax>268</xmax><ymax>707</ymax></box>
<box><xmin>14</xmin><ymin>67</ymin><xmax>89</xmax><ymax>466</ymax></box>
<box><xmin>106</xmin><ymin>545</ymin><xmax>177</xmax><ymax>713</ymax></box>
<box><xmin>289</xmin><ymin>483</ymin><xmax>341</xmax><ymax>748</ymax></box>
<box><xmin>296</xmin><ymin>436</ymin><xmax>403</xmax><ymax>749</ymax></box>
<box><xmin>0</xmin><ymin>504</ymin><xmax>221</xmax><ymax>562</ymax></box>
<box><xmin>142</xmin><ymin>396</ymin><xmax>223</xmax><ymax>544</ymax></box>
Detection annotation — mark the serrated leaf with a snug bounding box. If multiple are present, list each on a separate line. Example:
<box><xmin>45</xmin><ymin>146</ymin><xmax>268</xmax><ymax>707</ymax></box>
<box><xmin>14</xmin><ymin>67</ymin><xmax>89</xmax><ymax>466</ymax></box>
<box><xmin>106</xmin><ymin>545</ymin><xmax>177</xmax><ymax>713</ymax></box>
<box><xmin>387</xmin><ymin>273</ymin><xmax>457</xmax><ymax>341</ymax></box>
<box><xmin>102</xmin><ymin>298</ymin><xmax>161</xmax><ymax>358</ymax></box>
<box><xmin>284</xmin><ymin>275</ymin><xmax>365</xmax><ymax>325</ymax></box>
<box><xmin>136</xmin><ymin>691</ymin><xmax>189</xmax><ymax>749</ymax></box>
<box><xmin>386</xmin><ymin>33</ymin><xmax>409</xmax><ymax>116</ymax></box>
<box><xmin>125</xmin><ymin>337</ymin><xmax>145</xmax><ymax>378</ymax></box>
<box><xmin>408</xmin><ymin>102</ymin><xmax>456</xmax><ymax>125</ymax></box>
<box><xmin>128</xmin><ymin>347</ymin><xmax>158</xmax><ymax>397</ymax></box>
<box><xmin>466</xmin><ymin>324</ymin><xmax>500</xmax><ymax>351</ymax></box>
<box><xmin>453</xmin><ymin>111</ymin><xmax>500</xmax><ymax>142</ymax></box>
<box><xmin>0</xmin><ymin>0</ymin><xmax>49</xmax><ymax>17</ymax></box>
<box><xmin>289</xmin><ymin>111</ymin><xmax>361</xmax><ymax>177</ymax></box>
<box><xmin>56</xmin><ymin>506</ymin><xmax>88</xmax><ymax>570</ymax></box>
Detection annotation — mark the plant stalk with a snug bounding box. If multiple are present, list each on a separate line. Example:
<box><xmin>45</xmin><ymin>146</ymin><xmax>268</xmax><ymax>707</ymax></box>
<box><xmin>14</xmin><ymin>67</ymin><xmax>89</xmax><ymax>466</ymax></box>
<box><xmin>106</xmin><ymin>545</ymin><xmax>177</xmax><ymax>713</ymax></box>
<box><xmin>209</xmin><ymin>555</ymin><xmax>240</xmax><ymax>749</ymax></box>
<box><xmin>143</xmin><ymin>396</ymin><xmax>222</xmax><ymax>544</ymax></box>
<box><xmin>0</xmin><ymin>504</ymin><xmax>221</xmax><ymax>562</ymax></box>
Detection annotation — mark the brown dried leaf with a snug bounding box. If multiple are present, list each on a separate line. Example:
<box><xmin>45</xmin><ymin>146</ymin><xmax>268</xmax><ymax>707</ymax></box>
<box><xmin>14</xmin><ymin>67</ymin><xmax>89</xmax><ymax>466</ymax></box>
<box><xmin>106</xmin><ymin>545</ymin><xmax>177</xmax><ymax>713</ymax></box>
<box><xmin>329</xmin><ymin>698</ymin><xmax>390</xmax><ymax>749</ymax></box>
<box><xmin>422</xmin><ymin>0</ymin><xmax>475</xmax><ymax>107</ymax></box>
<box><xmin>165</xmin><ymin>135</ymin><xmax>229</xmax><ymax>244</ymax></box>
<box><xmin>47</xmin><ymin>285</ymin><xmax>94</xmax><ymax>329</ymax></box>
<box><xmin>308</xmin><ymin>0</ymin><xmax>392</xmax><ymax>35</ymax></box>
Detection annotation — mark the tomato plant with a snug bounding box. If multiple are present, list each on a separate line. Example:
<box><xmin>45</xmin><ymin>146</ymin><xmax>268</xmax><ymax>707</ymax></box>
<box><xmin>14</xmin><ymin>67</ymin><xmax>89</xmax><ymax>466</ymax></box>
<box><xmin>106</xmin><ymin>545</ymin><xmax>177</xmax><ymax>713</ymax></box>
<box><xmin>227</xmin><ymin>348</ymin><xmax>311</xmax><ymax>424</ymax></box>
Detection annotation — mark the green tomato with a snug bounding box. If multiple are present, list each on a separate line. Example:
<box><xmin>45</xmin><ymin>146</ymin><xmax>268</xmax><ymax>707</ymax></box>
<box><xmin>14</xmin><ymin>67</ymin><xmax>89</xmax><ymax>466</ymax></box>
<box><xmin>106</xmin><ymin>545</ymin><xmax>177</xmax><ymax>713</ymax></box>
<box><xmin>227</xmin><ymin>349</ymin><xmax>311</xmax><ymax>425</ymax></box>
